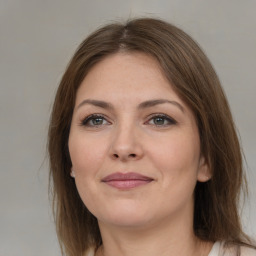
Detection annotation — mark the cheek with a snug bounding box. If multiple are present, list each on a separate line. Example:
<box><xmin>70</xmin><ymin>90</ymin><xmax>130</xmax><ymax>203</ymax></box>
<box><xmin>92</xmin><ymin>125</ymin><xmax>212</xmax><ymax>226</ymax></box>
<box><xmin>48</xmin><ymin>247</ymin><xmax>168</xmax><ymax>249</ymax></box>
<box><xmin>68</xmin><ymin>133</ymin><xmax>108</xmax><ymax>173</ymax></box>
<box><xmin>148</xmin><ymin>134</ymin><xmax>200</xmax><ymax>210</ymax></box>
<box><xmin>148</xmin><ymin>131</ymin><xmax>201</xmax><ymax>187</ymax></box>
<box><xmin>68</xmin><ymin>134</ymin><xmax>108</xmax><ymax>212</ymax></box>
<box><xmin>151</xmin><ymin>132</ymin><xmax>200</xmax><ymax>167</ymax></box>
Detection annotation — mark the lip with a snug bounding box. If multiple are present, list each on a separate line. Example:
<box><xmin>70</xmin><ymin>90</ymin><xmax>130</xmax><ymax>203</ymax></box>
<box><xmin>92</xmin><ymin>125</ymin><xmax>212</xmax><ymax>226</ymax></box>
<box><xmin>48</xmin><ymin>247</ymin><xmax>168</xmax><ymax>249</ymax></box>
<box><xmin>101</xmin><ymin>172</ymin><xmax>154</xmax><ymax>189</ymax></box>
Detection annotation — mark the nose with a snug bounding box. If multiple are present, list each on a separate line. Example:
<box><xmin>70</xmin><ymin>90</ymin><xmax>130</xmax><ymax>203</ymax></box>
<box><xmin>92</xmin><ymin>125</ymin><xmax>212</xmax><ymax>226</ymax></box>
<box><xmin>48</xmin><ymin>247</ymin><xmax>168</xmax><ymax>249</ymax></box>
<box><xmin>109</xmin><ymin>123</ymin><xmax>144</xmax><ymax>162</ymax></box>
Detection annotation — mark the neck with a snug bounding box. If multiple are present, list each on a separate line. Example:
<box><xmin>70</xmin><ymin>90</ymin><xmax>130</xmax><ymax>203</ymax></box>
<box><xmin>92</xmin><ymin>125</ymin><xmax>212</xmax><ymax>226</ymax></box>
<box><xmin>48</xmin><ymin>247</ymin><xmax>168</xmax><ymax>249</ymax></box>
<box><xmin>96</xmin><ymin>210</ymin><xmax>213</xmax><ymax>256</ymax></box>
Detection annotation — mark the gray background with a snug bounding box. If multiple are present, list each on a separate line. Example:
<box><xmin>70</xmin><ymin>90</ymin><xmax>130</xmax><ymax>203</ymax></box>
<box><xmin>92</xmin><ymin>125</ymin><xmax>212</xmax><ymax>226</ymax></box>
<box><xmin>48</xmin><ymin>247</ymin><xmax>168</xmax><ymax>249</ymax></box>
<box><xmin>1</xmin><ymin>0</ymin><xmax>255</xmax><ymax>255</ymax></box>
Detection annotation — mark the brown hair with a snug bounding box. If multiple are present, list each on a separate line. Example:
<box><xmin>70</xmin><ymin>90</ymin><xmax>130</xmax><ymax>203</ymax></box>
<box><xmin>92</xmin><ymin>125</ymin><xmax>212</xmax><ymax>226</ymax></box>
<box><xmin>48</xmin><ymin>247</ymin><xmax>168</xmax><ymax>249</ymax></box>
<box><xmin>48</xmin><ymin>18</ymin><xmax>255</xmax><ymax>256</ymax></box>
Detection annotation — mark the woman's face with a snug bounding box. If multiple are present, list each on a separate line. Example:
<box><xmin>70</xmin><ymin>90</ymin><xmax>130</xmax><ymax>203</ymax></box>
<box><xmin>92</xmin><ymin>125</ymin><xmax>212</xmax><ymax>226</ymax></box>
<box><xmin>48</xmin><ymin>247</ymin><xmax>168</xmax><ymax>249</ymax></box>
<box><xmin>68</xmin><ymin>52</ymin><xmax>210</xmax><ymax>229</ymax></box>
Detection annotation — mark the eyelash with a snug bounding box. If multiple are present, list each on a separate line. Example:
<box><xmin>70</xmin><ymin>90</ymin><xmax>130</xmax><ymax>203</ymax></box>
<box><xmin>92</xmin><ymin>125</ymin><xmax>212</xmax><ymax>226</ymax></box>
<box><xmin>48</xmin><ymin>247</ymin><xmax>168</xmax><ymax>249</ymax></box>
<box><xmin>80</xmin><ymin>113</ymin><xmax>177</xmax><ymax>127</ymax></box>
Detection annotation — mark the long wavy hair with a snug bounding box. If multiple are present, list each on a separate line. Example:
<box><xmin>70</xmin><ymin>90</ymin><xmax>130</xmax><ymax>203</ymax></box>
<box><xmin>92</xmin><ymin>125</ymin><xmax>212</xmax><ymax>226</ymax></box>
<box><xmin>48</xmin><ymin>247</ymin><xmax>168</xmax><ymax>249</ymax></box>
<box><xmin>48</xmin><ymin>18</ymin><xmax>255</xmax><ymax>256</ymax></box>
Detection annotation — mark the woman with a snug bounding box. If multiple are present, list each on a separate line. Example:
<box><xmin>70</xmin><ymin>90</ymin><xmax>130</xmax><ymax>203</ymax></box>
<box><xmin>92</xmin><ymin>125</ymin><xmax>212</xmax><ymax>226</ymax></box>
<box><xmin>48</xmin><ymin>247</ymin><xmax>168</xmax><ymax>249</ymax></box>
<box><xmin>48</xmin><ymin>18</ymin><xmax>256</xmax><ymax>256</ymax></box>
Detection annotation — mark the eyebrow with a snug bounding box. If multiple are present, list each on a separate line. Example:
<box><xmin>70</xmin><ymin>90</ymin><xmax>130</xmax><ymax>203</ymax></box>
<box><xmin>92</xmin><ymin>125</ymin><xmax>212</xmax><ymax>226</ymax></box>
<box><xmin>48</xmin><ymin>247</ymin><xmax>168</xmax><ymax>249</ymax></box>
<box><xmin>76</xmin><ymin>99</ymin><xmax>184</xmax><ymax>112</ymax></box>
<box><xmin>76</xmin><ymin>99</ymin><xmax>113</xmax><ymax>110</ymax></box>
<box><xmin>138</xmin><ymin>99</ymin><xmax>184</xmax><ymax>112</ymax></box>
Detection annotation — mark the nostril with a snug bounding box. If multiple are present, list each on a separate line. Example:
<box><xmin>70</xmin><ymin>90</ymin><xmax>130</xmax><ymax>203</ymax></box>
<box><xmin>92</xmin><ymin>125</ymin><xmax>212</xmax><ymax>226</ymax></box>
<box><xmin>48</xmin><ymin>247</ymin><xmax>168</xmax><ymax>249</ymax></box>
<box><xmin>113</xmin><ymin>154</ymin><xmax>119</xmax><ymax>158</ymax></box>
<box><xmin>129</xmin><ymin>154</ymin><xmax>136</xmax><ymax>158</ymax></box>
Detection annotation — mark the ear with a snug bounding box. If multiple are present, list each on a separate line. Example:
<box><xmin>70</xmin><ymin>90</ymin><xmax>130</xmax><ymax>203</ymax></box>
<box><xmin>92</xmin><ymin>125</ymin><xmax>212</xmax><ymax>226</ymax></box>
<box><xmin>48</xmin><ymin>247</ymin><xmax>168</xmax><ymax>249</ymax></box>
<box><xmin>70</xmin><ymin>167</ymin><xmax>75</xmax><ymax>178</ymax></box>
<box><xmin>197</xmin><ymin>156</ymin><xmax>211</xmax><ymax>182</ymax></box>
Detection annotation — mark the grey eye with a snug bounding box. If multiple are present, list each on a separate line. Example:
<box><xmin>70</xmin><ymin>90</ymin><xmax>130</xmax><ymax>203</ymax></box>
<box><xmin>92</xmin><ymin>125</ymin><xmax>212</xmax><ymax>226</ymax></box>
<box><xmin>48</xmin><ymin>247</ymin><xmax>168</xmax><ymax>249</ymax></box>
<box><xmin>153</xmin><ymin>117</ymin><xmax>166</xmax><ymax>125</ymax></box>
<box><xmin>147</xmin><ymin>114</ymin><xmax>177</xmax><ymax>126</ymax></box>
<box><xmin>91</xmin><ymin>117</ymin><xmax>104</xmax><ymax>125</ymax></box>
<box><xmin>81</xmin><ymin>115</ymin><xmax>109</xmax><ymax>127</ymax></box>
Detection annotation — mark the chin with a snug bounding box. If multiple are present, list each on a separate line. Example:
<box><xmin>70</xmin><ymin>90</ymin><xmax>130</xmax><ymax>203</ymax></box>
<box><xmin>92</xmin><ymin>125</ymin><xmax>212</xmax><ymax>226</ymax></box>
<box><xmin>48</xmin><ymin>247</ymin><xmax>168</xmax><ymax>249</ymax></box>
<box><xmin>100</xmin><ymin>215</ymin><xmax>152</xmax><ymax>229</ymax></box>
<box><xmin>95</xmin><ymin>203</ymin><xmax>154</xmax><ymax>228</ymax></box>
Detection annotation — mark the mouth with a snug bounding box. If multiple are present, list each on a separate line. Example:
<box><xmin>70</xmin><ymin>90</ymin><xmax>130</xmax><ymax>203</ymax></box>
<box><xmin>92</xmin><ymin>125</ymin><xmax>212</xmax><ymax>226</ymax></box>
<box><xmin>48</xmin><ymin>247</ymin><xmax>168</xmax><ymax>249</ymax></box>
<box><xmin>101</xmin><ymin>172</ymin><xmax>154</xmax><ymax>189</ymax></box>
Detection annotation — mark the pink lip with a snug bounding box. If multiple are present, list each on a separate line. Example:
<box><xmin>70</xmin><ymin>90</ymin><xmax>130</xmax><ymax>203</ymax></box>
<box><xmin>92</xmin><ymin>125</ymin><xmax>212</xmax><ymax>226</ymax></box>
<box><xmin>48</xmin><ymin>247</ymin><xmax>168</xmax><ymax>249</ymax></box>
<box><xmin>101</xmin><ymin>172</ymin><xmax>154</xmax><ymax>189</ymax></box>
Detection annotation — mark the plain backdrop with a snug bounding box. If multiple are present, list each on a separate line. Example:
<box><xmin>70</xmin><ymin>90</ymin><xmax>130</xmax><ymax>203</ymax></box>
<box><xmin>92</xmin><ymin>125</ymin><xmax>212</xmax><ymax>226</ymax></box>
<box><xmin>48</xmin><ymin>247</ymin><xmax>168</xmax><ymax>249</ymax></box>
<box><xmin>0</xmin><ymin>0</ymin><xmax>255</xmax><ymax>255</ymax></box>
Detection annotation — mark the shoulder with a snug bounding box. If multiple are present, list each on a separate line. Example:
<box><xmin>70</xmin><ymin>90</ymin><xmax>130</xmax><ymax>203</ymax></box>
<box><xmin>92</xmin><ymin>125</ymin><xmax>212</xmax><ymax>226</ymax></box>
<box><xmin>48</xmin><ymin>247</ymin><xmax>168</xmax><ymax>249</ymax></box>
<box><xmin>240</xmin><ymin>245</ymin><xmax>256</xmax><ymax>256</ymax></box>
<box><xmin>84</xmin><ymin>248</ymin><xmax>95</xmax><ymax>256</ymax></box>
<box><xmin>209</xmin><ymin>241</ymin><xmax>256</xmax><ymax>256</ymax></box>
<box><xmin>221</xmin><ymin>241</ymin><xmax>256</xmax><ymax>256</ymax></box>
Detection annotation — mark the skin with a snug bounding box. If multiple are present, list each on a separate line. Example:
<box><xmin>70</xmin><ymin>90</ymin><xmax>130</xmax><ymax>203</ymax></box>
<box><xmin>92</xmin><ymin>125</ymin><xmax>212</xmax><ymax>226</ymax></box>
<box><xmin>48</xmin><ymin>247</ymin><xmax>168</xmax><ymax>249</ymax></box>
<box><xmin>68</xmin><ymin>52</ymin><xmax>212</xmax><ymax>256</ymax></box>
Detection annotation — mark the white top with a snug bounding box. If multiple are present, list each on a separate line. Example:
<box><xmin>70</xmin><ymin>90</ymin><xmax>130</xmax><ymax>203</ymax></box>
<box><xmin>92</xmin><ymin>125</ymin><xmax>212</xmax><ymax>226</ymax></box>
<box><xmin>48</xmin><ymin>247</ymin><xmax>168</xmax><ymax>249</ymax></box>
<box><xmin>86</xmin><ymin>241</ymin><xmax>256</xmax><ymax>256</ymax></box>
<box><xmin>209</xmin><ymin>241</ymin><xmax>256</xmax><ymax>256</ymax></box>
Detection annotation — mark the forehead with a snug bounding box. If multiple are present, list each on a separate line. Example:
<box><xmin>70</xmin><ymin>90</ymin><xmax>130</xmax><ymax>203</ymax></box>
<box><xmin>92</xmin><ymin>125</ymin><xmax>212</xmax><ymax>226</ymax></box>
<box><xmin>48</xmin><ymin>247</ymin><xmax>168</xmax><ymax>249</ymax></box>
<box><xmin>76</xmin><ymin>52</ymin><xmax>181</xmax><ymax>103</ymax></box>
